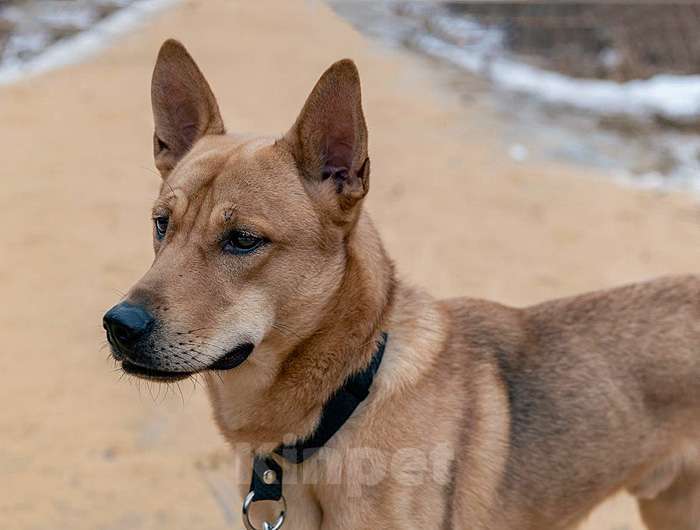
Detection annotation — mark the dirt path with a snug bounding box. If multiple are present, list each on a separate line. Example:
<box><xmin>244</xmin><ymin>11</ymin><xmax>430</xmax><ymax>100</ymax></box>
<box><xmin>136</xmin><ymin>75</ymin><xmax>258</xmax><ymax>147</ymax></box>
<box><xmin>2</xmin><ymin>1</ymin><xmax>699</xmax><ymax>528</ymax></box>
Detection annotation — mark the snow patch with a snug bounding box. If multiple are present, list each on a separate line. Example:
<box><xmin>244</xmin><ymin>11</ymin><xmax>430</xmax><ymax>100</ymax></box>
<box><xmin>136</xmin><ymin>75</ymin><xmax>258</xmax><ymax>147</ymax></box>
<box><xmin>0</xmin><ymin>0</ymin><xmax>180</xmax><ymax>86</ymax></box>
<box><xmin>410</xmin><ymin>14</ymin><xmax>700</xmax><ymax>123</ymax></box>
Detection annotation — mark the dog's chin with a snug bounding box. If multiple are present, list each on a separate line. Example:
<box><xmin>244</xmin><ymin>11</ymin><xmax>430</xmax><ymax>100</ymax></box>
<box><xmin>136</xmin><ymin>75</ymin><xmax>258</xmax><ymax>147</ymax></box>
<box><xmin>119</xmin><ymin>343</ymin><xmax>255</xmax><ymax>382</ymax></box>
<box><xmin>121</xmin><ymin>360</ymin><xmax>193</xmax><ymax>382</ymax></box>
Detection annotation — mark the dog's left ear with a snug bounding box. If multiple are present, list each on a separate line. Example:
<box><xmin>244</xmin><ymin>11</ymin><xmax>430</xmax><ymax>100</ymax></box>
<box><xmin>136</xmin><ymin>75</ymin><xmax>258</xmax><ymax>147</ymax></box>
<box><xmin>284</xmin><ymin>59</ymin><xmax>369</xmax><ymax>216</ymax></box>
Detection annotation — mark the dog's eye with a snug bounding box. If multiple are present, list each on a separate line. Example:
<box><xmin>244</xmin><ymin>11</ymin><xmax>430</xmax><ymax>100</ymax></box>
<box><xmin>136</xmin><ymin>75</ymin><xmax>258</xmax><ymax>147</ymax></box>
<box><xmin>222</xmin><ymin>230</ymin><xmax>264</xmax><ymax>255</ymax></box>
<box><xmin>154</xmin><ymin>216</ymin><xmax>169</xmax><ymax>240</ymax></box>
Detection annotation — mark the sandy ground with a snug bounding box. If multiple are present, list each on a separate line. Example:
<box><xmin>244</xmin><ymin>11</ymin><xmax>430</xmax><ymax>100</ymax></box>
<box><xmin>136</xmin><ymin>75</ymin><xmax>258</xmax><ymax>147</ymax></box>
<box><xmin>2</xmin><ymin>1</ymin><xmax>700</xmax><ymax>529</ymax></box>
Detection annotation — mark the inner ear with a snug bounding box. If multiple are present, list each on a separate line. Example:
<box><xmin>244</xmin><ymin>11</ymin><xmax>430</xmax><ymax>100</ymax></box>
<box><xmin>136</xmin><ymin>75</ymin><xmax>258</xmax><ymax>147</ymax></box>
<box><xmin>151</xmin><ymin>39</ymin><xmax>225</xmax><ymax>177</ymax></box>
<box><xmin>285</xmin><ymin>59</ymin><xmax>369</xmax><ymax>205</ymax></box>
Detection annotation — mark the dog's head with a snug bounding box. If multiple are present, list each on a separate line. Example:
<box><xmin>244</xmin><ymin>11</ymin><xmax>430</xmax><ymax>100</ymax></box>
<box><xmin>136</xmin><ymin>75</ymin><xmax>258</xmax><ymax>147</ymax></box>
<box><xmin>103</xmin><ymin>40</ymin><xmax>372</xmax><ymax>386</ymax></box>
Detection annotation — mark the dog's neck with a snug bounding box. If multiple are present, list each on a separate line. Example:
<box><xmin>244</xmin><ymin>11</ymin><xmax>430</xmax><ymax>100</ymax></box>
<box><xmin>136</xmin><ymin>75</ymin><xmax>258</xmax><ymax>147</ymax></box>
<box><xmin>209</xmin><ymin>211</ymin><xmax>396</xmax><ymax>450</ymax></box>
<box><xmin>269</xmin><ymin>212</ymin><xmax>396</xmax><ymax>443</ymax></box>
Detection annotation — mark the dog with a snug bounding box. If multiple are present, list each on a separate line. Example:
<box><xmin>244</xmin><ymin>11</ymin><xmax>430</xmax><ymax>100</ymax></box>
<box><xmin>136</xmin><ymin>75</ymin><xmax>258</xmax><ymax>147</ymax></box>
<box><xmin>103</xmin><ymin>39</ymin><xmax>700</xmax><ymax>530</ymax></box>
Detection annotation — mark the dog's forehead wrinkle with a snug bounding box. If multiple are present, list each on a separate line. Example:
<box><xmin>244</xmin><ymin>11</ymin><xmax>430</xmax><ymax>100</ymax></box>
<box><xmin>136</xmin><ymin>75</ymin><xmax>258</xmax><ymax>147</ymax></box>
<box><xmin>171</xmin><ymin>164</ymin><xmax>219</xmax><ymax>196</ymax></box>
<box><xmin>165</xmin><ymin>137</ymin><xmax>242</xmax><ymax>197</ymax></box>
<box><xmin>189</xmin><ymin>184</ymin><xmax>218</xmax><ymax>236</ymax></box>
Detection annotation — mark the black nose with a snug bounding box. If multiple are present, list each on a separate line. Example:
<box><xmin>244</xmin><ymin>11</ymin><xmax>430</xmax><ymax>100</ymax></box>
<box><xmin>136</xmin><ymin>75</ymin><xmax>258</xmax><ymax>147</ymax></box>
<box><xmin>103</xmin><ymin>302</ymin><xmax>154</xmax><ymax>351</ymax></box>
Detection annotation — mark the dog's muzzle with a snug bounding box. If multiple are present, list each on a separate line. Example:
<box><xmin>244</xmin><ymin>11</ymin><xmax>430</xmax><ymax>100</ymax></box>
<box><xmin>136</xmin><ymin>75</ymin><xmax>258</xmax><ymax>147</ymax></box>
<box><xmin>103</xmin><ymin>302</ymin><xmax>255</xmax><ymax>381</ymax></box>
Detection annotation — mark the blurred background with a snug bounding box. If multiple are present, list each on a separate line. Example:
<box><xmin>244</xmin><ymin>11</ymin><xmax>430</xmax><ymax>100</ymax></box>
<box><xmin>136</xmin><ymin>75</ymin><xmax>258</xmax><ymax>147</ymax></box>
<box><xmin>2</xmin><ymin>1</ymin><xmax>700</xmax><ymax>529</ymax></box>
<box><xmin>331</xmin><ymin>1</ymin><xmax>700</xmax><ymax>191</ymax></box>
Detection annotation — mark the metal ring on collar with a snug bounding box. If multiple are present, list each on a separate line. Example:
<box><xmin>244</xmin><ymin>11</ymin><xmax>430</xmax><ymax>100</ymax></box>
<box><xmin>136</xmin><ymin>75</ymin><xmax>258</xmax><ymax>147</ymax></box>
<box><xmin>242</xmin><ymin>491</ymin><xmax>287</xmax><ymax>530</ymax></box>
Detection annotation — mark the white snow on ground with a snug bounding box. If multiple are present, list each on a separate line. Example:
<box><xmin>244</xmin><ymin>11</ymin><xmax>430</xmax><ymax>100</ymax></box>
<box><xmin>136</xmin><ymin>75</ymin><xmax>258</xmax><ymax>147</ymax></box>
<box><xmin>0</xmin><ymin>0</ymin><xmax>180</xmax><ymax>85</ymax></box>
<box><xmin>416</xmin><ymin>33</ymin><xmax>700</xmax><ymax>122</ymax></box>
<box><xmin>409</xmin><ymin>10</ymin><xmax>700</xmax><ymax>123</ymax></box>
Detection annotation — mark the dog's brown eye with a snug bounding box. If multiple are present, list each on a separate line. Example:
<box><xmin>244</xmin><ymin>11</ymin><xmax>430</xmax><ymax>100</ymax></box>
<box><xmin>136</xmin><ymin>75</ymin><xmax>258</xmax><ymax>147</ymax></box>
<box><xmin>222</xmin><ymin>230</ymin><xmax>264</xmax><ymax>255</ymax></box>
<box><xmin>154</xmin><ymin>216</ymin><xmax>169</xmax><ymax>240</ymax></box>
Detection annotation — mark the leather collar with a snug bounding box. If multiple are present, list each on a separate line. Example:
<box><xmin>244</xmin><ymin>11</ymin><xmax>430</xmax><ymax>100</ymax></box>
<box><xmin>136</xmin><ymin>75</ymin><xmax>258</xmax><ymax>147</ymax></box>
<box><xmin>248</xmin><ymin>332</ymin><xmax>388</xmax><ymax>503</ymax></box>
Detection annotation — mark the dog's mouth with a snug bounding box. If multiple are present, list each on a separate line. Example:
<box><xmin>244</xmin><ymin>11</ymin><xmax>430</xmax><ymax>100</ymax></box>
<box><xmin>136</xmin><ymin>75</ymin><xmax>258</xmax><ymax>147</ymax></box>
<box><xmin>120</xmin><ymin>343</ymin><xmax>255</xmax><ymax>382</ymax></box>
<box><xmin>121</xmin><ymin>360</ymin><xmax>192</xmax><ymax>382</ymax></box>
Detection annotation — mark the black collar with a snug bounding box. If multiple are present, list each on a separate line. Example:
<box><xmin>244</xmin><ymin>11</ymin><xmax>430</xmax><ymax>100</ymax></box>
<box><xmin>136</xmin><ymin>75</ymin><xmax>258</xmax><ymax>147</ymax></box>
<box><xmin>248</xmin><ymin>332</ymin><xmax>388</xmax><ymax>504</ymax></box>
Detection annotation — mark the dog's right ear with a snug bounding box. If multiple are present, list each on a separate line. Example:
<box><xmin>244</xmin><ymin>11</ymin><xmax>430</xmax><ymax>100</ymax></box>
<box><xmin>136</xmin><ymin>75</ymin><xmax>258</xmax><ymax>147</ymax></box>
<box><xmin>151</xmin><ymin>39</ymin><xmax>225</xmax><ymax>177</ymax></box>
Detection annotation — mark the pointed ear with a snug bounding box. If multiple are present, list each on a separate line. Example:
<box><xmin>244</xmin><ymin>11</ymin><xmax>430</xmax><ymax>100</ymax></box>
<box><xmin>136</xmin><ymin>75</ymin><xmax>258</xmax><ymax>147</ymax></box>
<box><xmin>284</xmin><ymin>59</ymin><xmax>369</xmax><ymax>213</ymax></box>
<box><xmin>151</xmin><ymin>39</ymin><xmax>225</xmax><ymax>177</ymax></box>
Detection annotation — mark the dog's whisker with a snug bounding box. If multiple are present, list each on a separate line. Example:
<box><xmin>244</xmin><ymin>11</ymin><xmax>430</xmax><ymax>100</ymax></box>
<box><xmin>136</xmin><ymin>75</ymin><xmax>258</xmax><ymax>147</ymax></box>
<box><xmin>147</xmin><ymin>381</ymin><xmax>156</xmax><ymax>403</ymax></box>
<box><xmin>175</xmin><ymin>381</ymin><xmax>185</xmax><ymax>406</ymax></box>
<box><xmin>191</xmin><ymin>340</ymin><xmax>230</xmax><ymax>354</ymax></box>
<box><xmin>137</xmin><ymin>165</ymin><xmax>162</xmax><ymax>178</ymax></box>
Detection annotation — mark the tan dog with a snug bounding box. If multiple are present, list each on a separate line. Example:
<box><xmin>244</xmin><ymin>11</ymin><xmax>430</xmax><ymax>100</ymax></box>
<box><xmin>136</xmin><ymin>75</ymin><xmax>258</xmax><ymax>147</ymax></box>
<box><xmin>103</xmin><ymin>40</ymin><xmax>700</xmax><ymax>530</ymax></box>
